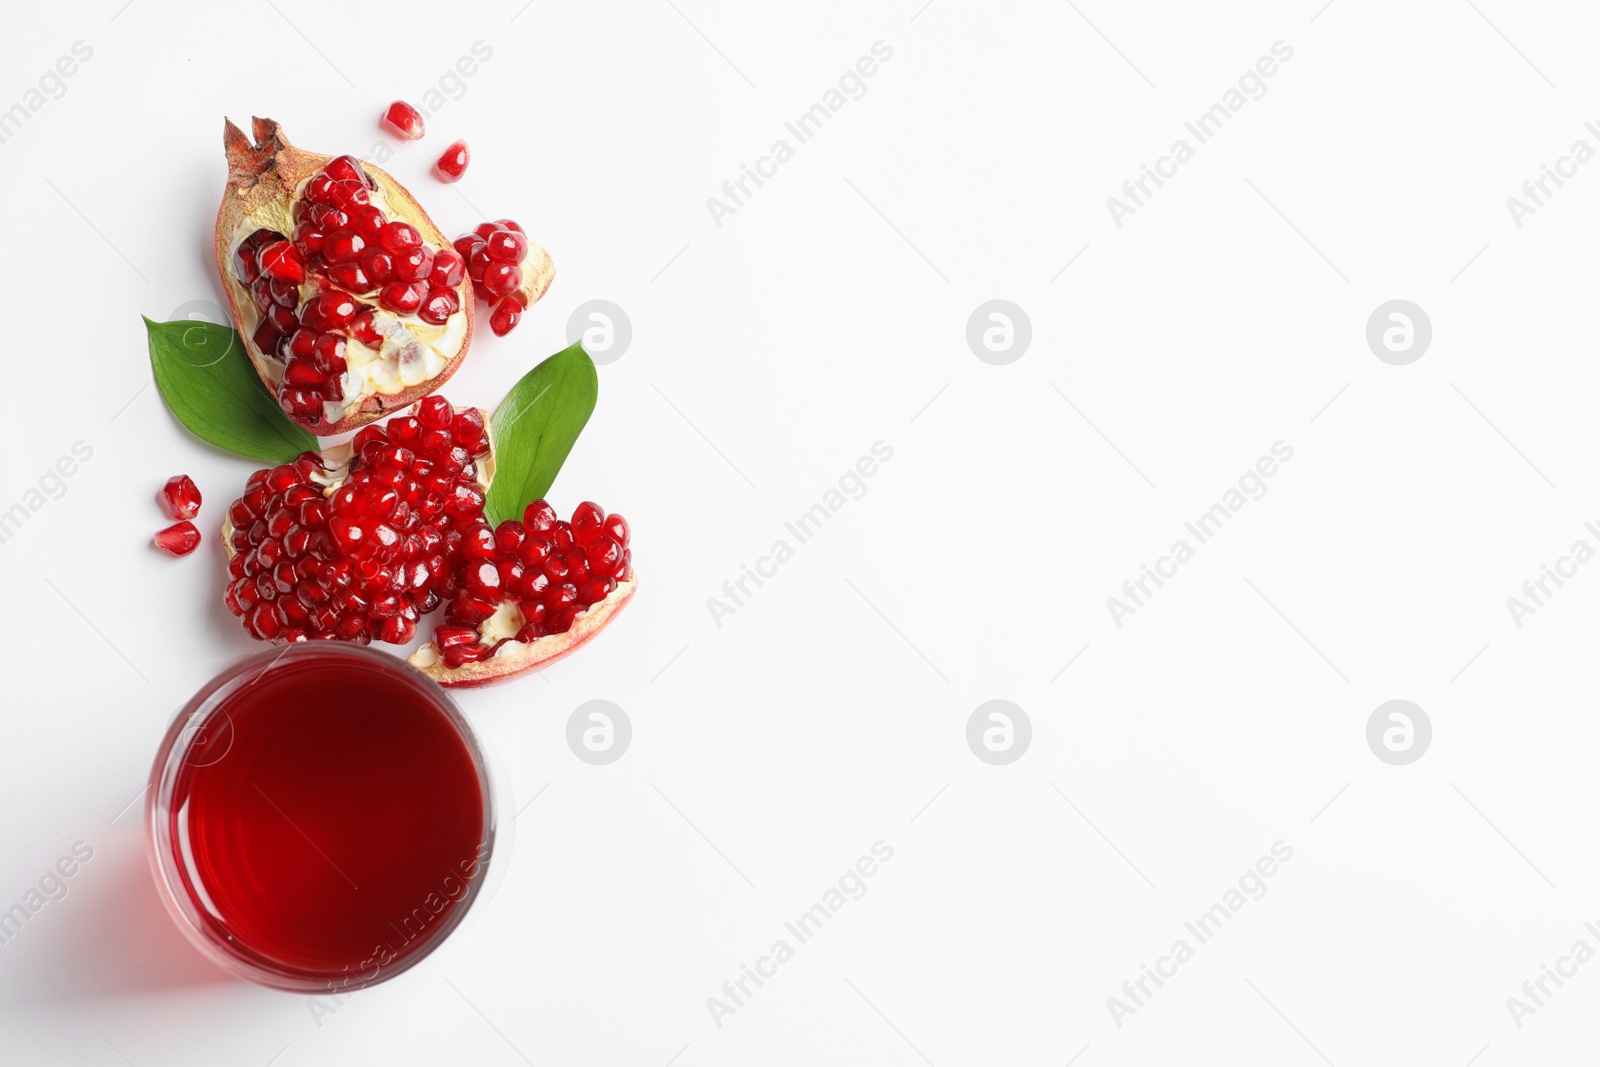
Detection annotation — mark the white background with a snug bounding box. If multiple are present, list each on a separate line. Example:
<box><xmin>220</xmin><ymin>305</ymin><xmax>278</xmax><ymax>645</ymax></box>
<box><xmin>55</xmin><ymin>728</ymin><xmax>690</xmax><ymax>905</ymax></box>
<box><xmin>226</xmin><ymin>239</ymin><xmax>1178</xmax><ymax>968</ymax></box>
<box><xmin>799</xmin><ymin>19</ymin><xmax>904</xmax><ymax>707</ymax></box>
<box><xmin>1</xmin><ymin>0</ymin><xmax>1597</xmax><ymax>1063</ymax></box>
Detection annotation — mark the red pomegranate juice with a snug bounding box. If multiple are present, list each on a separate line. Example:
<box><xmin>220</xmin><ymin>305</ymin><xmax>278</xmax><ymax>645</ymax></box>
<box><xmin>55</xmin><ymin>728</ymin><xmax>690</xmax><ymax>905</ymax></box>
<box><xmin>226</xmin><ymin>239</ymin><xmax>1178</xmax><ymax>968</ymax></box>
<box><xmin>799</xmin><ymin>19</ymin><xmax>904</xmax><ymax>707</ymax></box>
<box><xmin>157</xmin><ymin>646</ymin><xmax>488</xmax><ymax>988</ymax></box>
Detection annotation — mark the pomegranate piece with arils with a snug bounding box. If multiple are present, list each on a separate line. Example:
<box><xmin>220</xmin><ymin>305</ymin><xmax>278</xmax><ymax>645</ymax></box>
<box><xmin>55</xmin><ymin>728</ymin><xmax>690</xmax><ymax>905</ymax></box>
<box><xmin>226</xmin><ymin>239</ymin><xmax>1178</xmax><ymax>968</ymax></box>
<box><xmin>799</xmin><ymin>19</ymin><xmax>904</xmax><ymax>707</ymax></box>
<box><xmin>221</xmin><ymin>396</ymin><xmax>493</xmax><ymax>645</ymax></box>
<box><xmin>409</xmin><ymin>499</ymin><xmax>636</xmax><ymax>688</ymax></box>
<box><xmin>433</xmin><ymin>140</ymin><xmax>470</xmax><ymax>183</ymax></box>
<box><xmin>155</xmin><ymin>522</ymin><xmax>202</xmax><ymax>557</ymax></box>
<box><xmin>159</xmin><ymin>475</ymin><xmax>202</xmax><ymax>520</ymax></box>
<box><xmin>454</xmin><ymin>218</ymin><xmax>557</xmax><ymax>337</ymax></box>
<box><xmin>216</xmin><ymin>119</ymin><xmax>478</xmax><ymax>435</ymax></box>
<box><xmin>380</xmin><ymin>101</ymin><xmax>425</xmax><ymax>141</ymax></box>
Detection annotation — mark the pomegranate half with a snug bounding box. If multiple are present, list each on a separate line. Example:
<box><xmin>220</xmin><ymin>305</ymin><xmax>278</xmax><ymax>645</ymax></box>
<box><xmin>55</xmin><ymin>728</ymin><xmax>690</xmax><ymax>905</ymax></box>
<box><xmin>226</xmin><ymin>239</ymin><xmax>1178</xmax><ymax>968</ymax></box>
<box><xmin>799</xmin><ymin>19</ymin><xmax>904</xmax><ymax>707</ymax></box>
<box><xmin>218</xmin><ymin>397</ymin><xmax>634</xmax><ymax>685</ymax></box>
<box><xmin>215</xmin><ymin>118</ymin><xmax>476</xmax><ymax>435</ymax></box>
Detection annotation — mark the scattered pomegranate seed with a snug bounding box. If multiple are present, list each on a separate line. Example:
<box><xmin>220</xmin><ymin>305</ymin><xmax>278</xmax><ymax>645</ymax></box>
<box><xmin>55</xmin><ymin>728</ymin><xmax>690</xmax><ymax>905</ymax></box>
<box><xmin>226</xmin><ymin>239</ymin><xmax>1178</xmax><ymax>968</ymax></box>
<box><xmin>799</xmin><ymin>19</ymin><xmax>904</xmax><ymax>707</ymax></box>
<box><xmin>158</xmin><ymin>475</ymin><xmax>202</xmax><ymax>520</ymax></box>
<box><xmin>380</xmin><ymin>101</ymin><xmax>426</xmax><ymax>141</ymax></box>
<box><xmin>433</xmin><ymin>141</ymin><xmax>470</xmax><ymax>183</ymax></box>
<box><xmin>155</xmin><ymin>521</ymin><xmax>203</xmax><ymax>557</ymax></box>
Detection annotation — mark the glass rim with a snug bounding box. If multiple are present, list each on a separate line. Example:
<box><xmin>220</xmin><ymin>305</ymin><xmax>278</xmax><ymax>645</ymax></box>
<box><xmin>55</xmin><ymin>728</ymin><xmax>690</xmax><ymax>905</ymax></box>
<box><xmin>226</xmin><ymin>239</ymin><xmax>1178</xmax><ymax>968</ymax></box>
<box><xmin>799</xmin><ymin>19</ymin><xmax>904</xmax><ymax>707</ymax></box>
<box><xmin>144</xmin><ymin>642</ymin><xmax>496</xmax><ymax>994</ymax></box>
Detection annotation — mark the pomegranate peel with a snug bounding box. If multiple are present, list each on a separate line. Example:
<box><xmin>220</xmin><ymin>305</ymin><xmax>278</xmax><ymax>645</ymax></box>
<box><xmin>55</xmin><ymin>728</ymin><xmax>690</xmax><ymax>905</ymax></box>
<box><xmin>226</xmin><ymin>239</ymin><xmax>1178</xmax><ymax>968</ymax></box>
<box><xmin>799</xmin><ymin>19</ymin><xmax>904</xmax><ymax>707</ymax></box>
<box><xmin>408</xmin><ymin>577</ymin><xmax>635</xmax><ymax>687</ymax></box>
<box><xmin>215</xmin><ymin>118</ymin><xmax>475</xmax><ymax>436</ymax></box>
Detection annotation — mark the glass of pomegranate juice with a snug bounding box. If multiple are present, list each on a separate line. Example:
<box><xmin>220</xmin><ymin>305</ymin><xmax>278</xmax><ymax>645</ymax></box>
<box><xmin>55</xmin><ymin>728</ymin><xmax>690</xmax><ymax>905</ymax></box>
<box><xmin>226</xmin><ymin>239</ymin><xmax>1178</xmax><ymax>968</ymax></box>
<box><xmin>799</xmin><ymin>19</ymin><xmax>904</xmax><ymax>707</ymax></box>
<box><xmin>146</xmin><ymin>643</ymin><xmax>494</xmax><ymax>992</ymax></box>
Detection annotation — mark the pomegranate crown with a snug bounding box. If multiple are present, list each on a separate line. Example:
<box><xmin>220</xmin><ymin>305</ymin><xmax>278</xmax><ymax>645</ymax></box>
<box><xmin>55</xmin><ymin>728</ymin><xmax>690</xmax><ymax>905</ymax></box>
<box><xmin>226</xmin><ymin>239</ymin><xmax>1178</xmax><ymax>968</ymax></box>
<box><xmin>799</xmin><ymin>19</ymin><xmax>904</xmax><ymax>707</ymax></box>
<box><xmin>222</xmin><ymin>116</ymin><xmax>293</xmax><ymax>188</ymax></box>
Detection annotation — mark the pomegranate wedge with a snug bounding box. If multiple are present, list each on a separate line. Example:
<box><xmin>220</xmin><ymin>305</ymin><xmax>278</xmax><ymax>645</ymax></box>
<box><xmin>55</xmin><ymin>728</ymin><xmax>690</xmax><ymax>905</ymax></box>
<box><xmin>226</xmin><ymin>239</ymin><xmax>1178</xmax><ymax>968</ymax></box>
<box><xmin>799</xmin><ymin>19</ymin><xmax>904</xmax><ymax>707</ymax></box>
<box><xmin>215</xmin><ymin>118</ymin><xmax>476</xmax><ymax>435</ymax></box>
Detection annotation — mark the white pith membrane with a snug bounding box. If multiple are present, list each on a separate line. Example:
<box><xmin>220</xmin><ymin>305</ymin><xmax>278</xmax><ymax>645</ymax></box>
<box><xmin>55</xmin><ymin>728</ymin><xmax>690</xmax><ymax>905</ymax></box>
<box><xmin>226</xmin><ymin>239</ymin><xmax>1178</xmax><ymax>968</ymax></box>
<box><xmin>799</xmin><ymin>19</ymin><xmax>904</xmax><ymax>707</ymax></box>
<box><xmin>224</xmin><ymin>173</ymin><xmax>468</xmax><ymax>426</ymax></box>
<box><xmin>407</xmin><ymin>577</ymin><xmax>636</xmax><ymax>683</ymax></box>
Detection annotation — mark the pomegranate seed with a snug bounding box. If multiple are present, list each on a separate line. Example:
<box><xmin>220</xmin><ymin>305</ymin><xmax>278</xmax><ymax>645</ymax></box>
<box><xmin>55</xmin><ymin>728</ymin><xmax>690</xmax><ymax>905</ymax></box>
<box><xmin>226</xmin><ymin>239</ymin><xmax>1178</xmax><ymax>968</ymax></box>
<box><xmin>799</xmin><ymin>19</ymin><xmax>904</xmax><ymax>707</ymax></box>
<box><xmin>579</xmin><ymin>576</ymin><xmax>616</xmax><ymax>603</ymax></box>
<box><xmin>571</xmin><ymin>502</ymin><xmax>605</xmax><ymax>543</ymax></box>
<box><xmin>484</xmin><ymin>229</ymin><xmax>528</xmax><ymax>263</ymax></box>
<box><xmin>429</xmin><ymin>248</ymin><xmax>466</xmax><ymax>288</ymax></box>
<box><xmin>313</xmin><ymin>291</ymin><xmax>358</xmax><ymax>328</ymax></box>
<box><xmin>326</xmin><ymin>179</ymin><xmax>369</xmax><ymax>209</ymax></box>
<box><xmin>433</xmin><ymin>140</ymin><xmax>470</xmax><ymax>182</ymax></box>
<box><xmin>325</xmin><ymin>262</ymin><xmax>372</xmax><ymax>293</ymax></box>
<box><xmin>288</xmin><ymin>329</ymin><xmax>319</xmax><ymax>360</ymax></box>
<box><xmin>314</xmin><ymin>334</ymin><xmax>347</xmax><ymax>374</ymax></box>
<box><xmin>466</xmin><ymin>561</ymin><xmax>502</xmax><ymax>598</ymax></box>
<box><xmin>309</xmin><ymin>204</ymin><xmax>348</xmax><ymax>231</ymax></box>
<box><xmin>268</xmin><ymin>304</ymin><xmax>298</xmax><ymax>333</ymax></box>
<box><xmin>324</xmin><ymin>155</ymin><xmax>366</xmax><ymax>184</ymax></box>
<box><xmin>451</xmin><ymin>409</ymin><xmax>485</xmax><ymax>450</ymax></box>
<box><xmin>360</xmin><ymin>248</ymin><xmax>394</xmax><ymax>286</ymax></box>
<box><xmin>393</xmin><ymin>246</ymin><xmax>434</xmax><ymax>283</ymax></box>
<box><xmin>418</xmin><ymin>287</ymin><xmax>460</xmax><ymax>325</ymax></box>
<box><xmin>417</xmin><ymin>396</ymin><xmax>453</xmax><ymax>430</ymax></box>
<box><xmin>252</xmin><ymin>320</ymin><xmax>282</xmax><ymax>357</ymax></box>
<box><xmin>381</xmin><ymin>100</ymin><xmax>426</xmax><ymax>140</ymax></box>
<box><xmin>256</xmin><ymin>241</ymin><xmax>305</xmax><ymax>284</ymax></box>
<box><xmin>154</xmin><ymin>520</ymin><xmax>202</xmax><ymax>556</ymax></box>
<box><xmin>489</xmin><ymin>298</ymin><xmax>521</xmax><ymax>336</ymax></box>
<box><xmin>524</xmin><ymin>500</ymin><xmax>557</xmax><ymax>531</ymax></box>
<box><xmin>601</xmin><ymin>513</ymin><xmax>630</xmax><ymax>546</ymax></box>
<box><xmin>325</xmin><ymin>230</ymin><xmax>365</xmax><ymax>263</ymax></box>
<box><xmin>285</xmin><ymin>360</ymin><xmax>325</xmax><ymax>387</ymax></box>
<box><xmin>292</xmin><ymin>223</ymin><xmax>326</xmax><ymax>256</ymax></box>
<box><xmin>350</xmin><ymin>205</ymin><xmax>387</xmax><ymax>242</ymax></box>
<box><xmin>379</xmin><ymin>221</ymin><xmax>422</xmax><ymax>254</ymax></box>
<box><xmin>453</xmin><ymin>235</ymin><xmax>484</xmax><ymax>261</ymax></box>
<box><xmin>493</xmin><ymin>218</ymin><xmax>525</xmax><ymax>234</ymax></box>
<box><xmin>351</xmin><ymin>311</ymin><xmax>384</xmax><ymax>348</ymax></box>
<box><xmin>482</xmin><ymin>262</ymin><xmax>522</xmax><ymax>298</ymax></box>
<box><xmin>379</xmin><ymin>281</ymin><xmax>426</xmax><ymax>314</ymax></box>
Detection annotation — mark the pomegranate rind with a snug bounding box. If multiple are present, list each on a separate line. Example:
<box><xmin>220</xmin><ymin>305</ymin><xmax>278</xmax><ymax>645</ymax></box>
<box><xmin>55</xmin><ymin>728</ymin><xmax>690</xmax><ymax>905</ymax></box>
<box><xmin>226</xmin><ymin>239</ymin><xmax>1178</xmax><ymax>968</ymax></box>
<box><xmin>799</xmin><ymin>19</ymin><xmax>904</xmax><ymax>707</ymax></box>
<box><xmin>407</xmin><ymin>576</ymin><xmax>636</xmax><ymax>689</ymax></box>
<box><xmin>214</xmin><ymin>117</ymin><xmax>477</xmax><ymax>436</ymax></box>
<box><xmin>514</xmin><ymin>244</ymin><xmax>556</xmax><ymax>314</ymax></box>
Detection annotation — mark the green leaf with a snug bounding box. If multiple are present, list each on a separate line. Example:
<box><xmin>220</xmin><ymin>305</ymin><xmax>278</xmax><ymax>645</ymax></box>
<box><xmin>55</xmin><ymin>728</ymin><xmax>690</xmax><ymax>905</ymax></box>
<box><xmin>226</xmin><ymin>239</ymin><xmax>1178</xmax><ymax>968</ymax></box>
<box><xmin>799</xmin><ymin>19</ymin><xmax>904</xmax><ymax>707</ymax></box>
<box><xmin>145</xmin><ymin>317</ymin><xmax>318</xmax><ymax>464</ymax></box>
<box><xmin>485</xmin><ymin>341</ymin><xmax>599</xmax><ymax>525</ymax></box>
